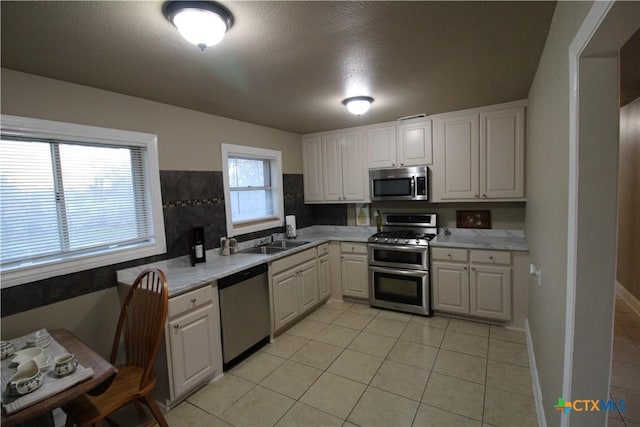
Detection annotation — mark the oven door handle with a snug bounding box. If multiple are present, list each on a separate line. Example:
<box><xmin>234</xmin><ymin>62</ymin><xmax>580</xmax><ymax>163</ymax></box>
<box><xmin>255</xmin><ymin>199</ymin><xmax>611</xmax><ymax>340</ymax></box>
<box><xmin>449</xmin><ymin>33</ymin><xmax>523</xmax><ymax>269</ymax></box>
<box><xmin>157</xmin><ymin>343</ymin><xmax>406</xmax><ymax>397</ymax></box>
<box><xmin>368</xmin><ymin>243</ymin><xmax>427</xmax><ymax>252</ymax></box>
<box><xmin>369</xmin><ymin>265</ymin><xmax>428</xmax><ymax>277</ymax></box>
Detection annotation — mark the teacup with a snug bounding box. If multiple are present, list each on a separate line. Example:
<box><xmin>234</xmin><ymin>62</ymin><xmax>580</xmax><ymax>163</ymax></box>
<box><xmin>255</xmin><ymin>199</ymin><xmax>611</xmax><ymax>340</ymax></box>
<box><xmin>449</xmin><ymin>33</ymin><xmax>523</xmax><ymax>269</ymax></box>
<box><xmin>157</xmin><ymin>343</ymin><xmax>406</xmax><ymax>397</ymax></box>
<box><xmin>54</xmin><ymin>353</ymin><xmax>78</xmax><ymax>377</ymax></box>
<box><xmin>7</xmin><ymin>360</ymin><xmax>44</xmax><ymax>396</ymax></box>
<box><xmin>1</xmin><ymin>341</ymin><xmax>16</xmax><ymax>360</ymax></box>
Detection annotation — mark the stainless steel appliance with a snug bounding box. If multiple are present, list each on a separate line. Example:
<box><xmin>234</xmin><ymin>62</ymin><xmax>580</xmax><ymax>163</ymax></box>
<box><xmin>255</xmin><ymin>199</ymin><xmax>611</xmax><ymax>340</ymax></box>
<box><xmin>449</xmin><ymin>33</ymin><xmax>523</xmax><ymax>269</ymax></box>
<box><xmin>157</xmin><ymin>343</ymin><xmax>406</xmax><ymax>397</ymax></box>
<box><xmin>369</xmin><ymin>166</ymin><xmax>429</xmax><ymax>201</ymax></box>
<box><xmin>368</xmin><ymin>213</ymin><xmax>437</xmax><ymax>316</ymax></box>
<box><xmin>218</xmin><ymin>263</ymin><xmax>270</xmax><ymax>370</ymax></box>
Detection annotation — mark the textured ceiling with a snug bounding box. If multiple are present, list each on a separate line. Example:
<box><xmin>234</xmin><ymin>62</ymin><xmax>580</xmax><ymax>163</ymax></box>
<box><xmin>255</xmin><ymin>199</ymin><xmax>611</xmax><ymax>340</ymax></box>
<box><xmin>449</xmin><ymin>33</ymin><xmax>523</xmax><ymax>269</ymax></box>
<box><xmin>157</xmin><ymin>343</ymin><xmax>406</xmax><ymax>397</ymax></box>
<box><xmin>1</xmin><ymin>1</ymin><xmax>556</xmax><ymax>134</ymax></box>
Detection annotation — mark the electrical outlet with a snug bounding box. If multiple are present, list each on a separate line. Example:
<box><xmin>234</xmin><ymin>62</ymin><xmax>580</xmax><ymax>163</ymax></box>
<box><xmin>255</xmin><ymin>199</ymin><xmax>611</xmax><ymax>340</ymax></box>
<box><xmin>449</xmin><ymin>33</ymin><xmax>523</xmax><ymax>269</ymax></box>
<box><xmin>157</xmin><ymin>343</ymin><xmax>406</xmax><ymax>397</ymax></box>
<box><xmin>530</xmin><ymin>264</ymin><xmax>542</xmax><ymax>286</ymax></box>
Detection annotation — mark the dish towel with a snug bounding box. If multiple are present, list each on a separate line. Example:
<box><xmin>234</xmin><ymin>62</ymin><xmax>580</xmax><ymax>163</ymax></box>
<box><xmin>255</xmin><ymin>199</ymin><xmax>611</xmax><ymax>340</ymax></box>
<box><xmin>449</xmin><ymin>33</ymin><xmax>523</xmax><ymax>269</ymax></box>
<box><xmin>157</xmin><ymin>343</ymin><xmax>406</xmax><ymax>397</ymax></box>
<box><xmin>1</xmin><ymin>330</ymin><xmax>94</xmax><ymax>415</ymax></box>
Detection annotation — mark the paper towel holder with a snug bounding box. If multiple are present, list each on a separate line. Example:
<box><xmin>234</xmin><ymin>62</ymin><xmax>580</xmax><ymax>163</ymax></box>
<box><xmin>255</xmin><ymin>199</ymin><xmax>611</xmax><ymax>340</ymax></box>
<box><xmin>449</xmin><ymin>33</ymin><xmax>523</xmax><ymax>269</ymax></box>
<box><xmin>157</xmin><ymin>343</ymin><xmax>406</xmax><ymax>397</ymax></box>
<box><xmin>285</xmin><ymin>215</ymin><xmax>297</xmax><ymax>239</ymax></box>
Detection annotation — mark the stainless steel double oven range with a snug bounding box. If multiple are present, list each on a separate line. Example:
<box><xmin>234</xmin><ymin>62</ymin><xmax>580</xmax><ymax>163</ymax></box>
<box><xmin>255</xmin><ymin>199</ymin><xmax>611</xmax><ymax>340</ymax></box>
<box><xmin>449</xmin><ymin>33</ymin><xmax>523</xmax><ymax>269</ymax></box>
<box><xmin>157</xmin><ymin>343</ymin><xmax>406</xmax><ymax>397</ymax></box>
<box><xmin>368</xmin><ymin>213</ymin><xmax>437</xmax><ymax>316</ymax></box>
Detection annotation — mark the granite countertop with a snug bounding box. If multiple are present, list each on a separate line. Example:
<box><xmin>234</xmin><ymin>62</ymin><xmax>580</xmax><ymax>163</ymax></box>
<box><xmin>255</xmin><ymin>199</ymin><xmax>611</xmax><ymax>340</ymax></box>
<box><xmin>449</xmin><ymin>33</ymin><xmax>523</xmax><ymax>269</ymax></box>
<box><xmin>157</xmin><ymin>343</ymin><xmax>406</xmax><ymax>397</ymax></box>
<box><xmin>117</xmin><ymin>225</ymin><xmax>527</xmax><ymax>297</ymax></box>
<box><xmin>430</xmin><ymin>229</ymin><xmax>528</xmax><ymax>251</ymax></box>
<box><xmin>116</xmin><ymin>225</ymin><xmax>375</xmax><ymax>297</ymax></box>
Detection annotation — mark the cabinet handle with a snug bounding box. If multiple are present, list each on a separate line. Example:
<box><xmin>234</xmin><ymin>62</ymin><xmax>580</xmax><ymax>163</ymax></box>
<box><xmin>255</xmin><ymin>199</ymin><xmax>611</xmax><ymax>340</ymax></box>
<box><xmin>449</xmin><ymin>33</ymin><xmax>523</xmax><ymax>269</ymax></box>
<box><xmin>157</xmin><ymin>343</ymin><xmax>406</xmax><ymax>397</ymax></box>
<box><xmin>174</xmin><ymin>324</ymin><xmax>180</xmax><ymax>329</ymax></box>
<box><xmin>392</xmin><ymin>163</ymin><xmax>396</xmax><ymax>167</ymax></box>
<box><xmin>474</xmin><ymin>194</ymin><xmax>480</xmax><ymax>198</ymax></box>
<box><xmin>447</xmin><ymin>253</ymin><xmax>452</xmax><ymax>257</ymax></box>
<box><xmin>471</xmin><ymin>267</ymin><xmax>476</xmax><ymax>271</ymax></box>
<box><xmin>482</xmin><ymin>194</ymin><xmax>487</xmax><ymax>198</ymax></box>
<box><xmin>464</xmin><ymin>267</ymin><xmax>467</xmax><ymax>270</ymax></box>
<box><xmin>489</xmin><ymin>256</ymin><xmax>494</xmax><ymax>260</ymax></box>
<box><xmin>400</xmin><ymin>162</ymin><xmax>404</xmax><ymax>166</ymax></box>
<box><xmin>191</xmin><ymin>298</ymin><xmax>197</xmax><ymax>304</ymax></box>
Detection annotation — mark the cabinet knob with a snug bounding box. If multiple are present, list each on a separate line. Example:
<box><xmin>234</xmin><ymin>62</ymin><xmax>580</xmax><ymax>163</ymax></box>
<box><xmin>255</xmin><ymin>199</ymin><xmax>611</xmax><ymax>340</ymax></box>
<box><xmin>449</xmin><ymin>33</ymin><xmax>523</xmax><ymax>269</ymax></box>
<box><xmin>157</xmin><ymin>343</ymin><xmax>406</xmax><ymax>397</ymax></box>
<box><xmin>475</xmin><ymin>194</ymin><xmax>480</xmax><ymax>198</ymax></box>
<box><xmin>464</xmin><ymin>267</ymin><xmax>468</xmax><ymax>270</ymax></box>
<box><xmin>447</xmin><ymin>253</ymin><xmax>452</xmax><ymax>257</ymax></box>
<box><xmin>482</xmin><ymin>194</ymin><xmax>487</xmax><ymax>198</ymax></box>
<box><xmin>174</xmin><ymin>324</ymin><xmax>180</xmax><ymax>329</ymax></box>
<box><xmin>191</xmin><ymin>298</ymin><xmax>197</xmax><ymax>304</ymax></box>
<box><xmin>489</xmin><ymin>256</ymin><xmax>494</xmax><ymax>260</ymax></box>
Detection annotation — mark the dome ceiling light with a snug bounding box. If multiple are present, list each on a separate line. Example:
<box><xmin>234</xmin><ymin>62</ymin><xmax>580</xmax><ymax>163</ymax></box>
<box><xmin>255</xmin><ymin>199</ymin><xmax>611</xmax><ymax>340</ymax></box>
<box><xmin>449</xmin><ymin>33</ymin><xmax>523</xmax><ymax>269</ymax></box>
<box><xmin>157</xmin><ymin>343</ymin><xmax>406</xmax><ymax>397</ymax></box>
<box><xmin>342</xmin><ymin>96</ymin><xmax>374</xmax><ymax>115</ymax></box>
<box><xmin>163</xmin><ymin>1</ymin><xmax>234</xmax><ymax>51</ymax></box>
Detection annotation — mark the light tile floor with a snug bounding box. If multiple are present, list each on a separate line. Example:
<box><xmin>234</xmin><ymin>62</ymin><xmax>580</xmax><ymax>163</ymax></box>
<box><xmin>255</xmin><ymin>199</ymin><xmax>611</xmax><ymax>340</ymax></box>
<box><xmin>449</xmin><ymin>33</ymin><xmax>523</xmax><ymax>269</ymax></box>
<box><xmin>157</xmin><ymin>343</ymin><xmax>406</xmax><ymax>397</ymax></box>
<box><xmin>608</xmin><ymin>296</ymin><xmax>640</xmax><ymax>427</ymax></box>
<box><xmin>111</xmin><ymin>300</ymin><xmax>538</xmax><ymax>426</ymax></box>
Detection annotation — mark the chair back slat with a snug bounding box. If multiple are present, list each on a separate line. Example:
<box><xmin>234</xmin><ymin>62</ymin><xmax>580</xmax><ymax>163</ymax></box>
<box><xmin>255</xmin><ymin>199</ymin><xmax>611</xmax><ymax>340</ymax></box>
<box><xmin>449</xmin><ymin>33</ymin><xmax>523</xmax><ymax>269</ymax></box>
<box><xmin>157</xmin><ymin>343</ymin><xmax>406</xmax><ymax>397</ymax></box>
<box><xmin>110</xmin><ymin>268</ymin><xmax>168</xmax><ymax>390</ymax></box>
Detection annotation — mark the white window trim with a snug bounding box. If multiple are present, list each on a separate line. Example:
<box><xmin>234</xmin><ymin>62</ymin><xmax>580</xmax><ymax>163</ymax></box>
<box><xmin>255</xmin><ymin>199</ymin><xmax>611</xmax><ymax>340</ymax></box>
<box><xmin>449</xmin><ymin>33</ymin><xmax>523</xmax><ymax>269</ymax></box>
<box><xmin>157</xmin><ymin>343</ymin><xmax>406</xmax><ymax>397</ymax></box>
<box><xmin>221</xmin><ymin>143</ymin><xmax>284</xmax><ymax>236</ymax></box>
<box><xmin>0</xmin><ymin>115</ymin><xmax>166</xmax><ymax>288</ymax></box>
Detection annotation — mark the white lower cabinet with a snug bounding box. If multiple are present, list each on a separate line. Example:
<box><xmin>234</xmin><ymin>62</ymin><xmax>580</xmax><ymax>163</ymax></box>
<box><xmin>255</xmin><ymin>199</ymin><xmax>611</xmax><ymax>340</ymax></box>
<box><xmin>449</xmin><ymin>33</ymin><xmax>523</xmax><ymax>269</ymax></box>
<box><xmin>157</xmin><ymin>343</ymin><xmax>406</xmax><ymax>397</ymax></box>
<box><xmin>432</xmin><ymin>247</ymin><xmax>512</xmax><ymax>321</ymax></box>
<box><xmin>271</xmin><ymin>248</ymin><xmax>324</xmax><ymax>332</ymax></box>
<box><xmin>155</xmin><ymin>285</ymin><xmax>222</xmax><ymax>407</ymax></box>
<box><xmin>317</xmin><ymin>243</ymin><xmax>331</xmax><ymax>298</ymax></box>
<box><xmin>340</xmin><ymin>242</ymin><xmax>369</xmax><ymax>299</ymax></box>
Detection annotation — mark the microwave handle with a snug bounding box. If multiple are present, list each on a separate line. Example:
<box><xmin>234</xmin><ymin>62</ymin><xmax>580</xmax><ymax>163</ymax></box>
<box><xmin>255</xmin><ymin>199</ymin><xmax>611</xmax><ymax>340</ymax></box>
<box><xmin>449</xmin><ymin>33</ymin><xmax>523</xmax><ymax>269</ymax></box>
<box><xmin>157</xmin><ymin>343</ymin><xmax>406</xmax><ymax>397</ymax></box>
<box><xmin>411</xmin><ymin>176</ymin><xmax>416</xmax><ymax>198</ymax></box>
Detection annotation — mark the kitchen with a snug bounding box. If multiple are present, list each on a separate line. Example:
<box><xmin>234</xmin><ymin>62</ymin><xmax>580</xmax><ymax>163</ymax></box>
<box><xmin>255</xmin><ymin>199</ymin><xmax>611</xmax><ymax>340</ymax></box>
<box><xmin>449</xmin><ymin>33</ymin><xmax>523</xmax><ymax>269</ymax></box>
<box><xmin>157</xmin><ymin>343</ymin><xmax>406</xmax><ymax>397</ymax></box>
<box><xmin>1</xmin><ymin>1</ymin><xmax>639</xmax><ymax>426</ymax></box>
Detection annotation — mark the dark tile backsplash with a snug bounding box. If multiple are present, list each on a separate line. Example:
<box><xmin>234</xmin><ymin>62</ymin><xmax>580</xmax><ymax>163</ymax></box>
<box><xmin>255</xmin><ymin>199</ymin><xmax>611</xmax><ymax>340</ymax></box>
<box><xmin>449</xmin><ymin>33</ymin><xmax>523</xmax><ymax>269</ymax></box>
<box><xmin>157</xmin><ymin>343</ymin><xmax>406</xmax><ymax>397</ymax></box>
<box><xmin>1</xmin><ymin>172</ymin><xmax>348</xmax><ymax>316</ymax></box>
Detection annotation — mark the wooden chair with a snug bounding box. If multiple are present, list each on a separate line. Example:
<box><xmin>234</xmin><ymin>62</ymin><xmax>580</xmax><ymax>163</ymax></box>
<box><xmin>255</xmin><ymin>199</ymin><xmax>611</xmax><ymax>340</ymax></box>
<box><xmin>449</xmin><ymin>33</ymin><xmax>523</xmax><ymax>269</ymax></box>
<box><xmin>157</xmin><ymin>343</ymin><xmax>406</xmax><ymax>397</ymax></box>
<box><xmin>63</xmin><ymin>268</ymin><xmax>169</xmax><ymax>427</ymax></box>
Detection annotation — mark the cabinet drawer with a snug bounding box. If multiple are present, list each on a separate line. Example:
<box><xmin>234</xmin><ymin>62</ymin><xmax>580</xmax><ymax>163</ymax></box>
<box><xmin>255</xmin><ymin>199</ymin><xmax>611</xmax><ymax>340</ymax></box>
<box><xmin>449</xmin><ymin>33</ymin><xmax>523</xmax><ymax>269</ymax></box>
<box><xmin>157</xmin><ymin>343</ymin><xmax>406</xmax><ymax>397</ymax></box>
<box><xmin>340</xmin><ymin>242</ymin><xmax>368</xmax><ymax>254</ymax></box>
<box><xmin>470</xmin><ymin>250</ymin><xmax>511</xmax><ymax>265</ymax></box>
<box><xmin>431</xmin><ymin>247</ymin><xmax>468</xmax><ymax>262</ymax></box>
<box><xmin>168</xmin><ymin>285</ymin><xmax>214</xmax><ymax>319</ymax></box>
<box><xmin>271</xmin><ymin>248</ymin><xmax>316</xmax><ymax>275</ymax></box>
<box><xmin>317</xmin><ymin>243</ymin><xmax>329</xmax><ymax>257</ymax></box>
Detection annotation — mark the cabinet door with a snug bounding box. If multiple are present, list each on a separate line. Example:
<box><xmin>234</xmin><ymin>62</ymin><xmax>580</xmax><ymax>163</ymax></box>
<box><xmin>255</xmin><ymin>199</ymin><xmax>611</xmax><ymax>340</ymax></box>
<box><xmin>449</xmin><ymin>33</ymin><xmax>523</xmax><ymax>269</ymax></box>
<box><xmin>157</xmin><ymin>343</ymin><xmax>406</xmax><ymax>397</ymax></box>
<box><xmin>435</xmin><ymin>114</ymin><xmax>480</xmax><ymax>200</ymax></box>
<box><xmin>397</xmin><ymin>119</ymin><xmax>433</xmax><ymax>166</ymax></box>
<box><xmin>480</xmin><ymin>107</ymin><xmax>525</xmax><ymax>199</ymax></box>
<box><xmin>318</xmin><ymin>254</ymin><xmax>331</xmax><ymax>298</ymax></box>
<box><xmin>431</xmin><ymin>261</ymin><xmax>470</xmax><ymax>315</ymax></box>
<box><xmin>302</xmin><ymin>136</ymin><xmax>324</xmax><ymax>202</ymax></box>
<box><xmin>341</xmin><ymin>253</ymin><xmax>369</xmax><ymax>299</ymax></box>
<box><xmin>298</xmin><ymin>259</ymin><xmax>319</xmax><ymax>313</ymax></box>
<box><xmin>272</xmin><ymin>269</ymin><xmax>300</xmax><ymax>330</ymax></box>
<box><xmin>321</xmin><ymin>133</ymin><xmax>343</xmax><ymax>201</ymax></box>
<box><xmin>470</xmin><ymin>265</ymin><xmax>512</xmax><ymax>321</ymax></box>
<box><xmin>168</xmin><ymin>304</ymin><xmax>218</xmax><ymax>398</ymax></box>
<box><xmin>341</xmin><ymin>130</ymin><xmax>365</xmax><ymax>201</ymax></box>
<box><xmin>367</xmin><ymin>124</ymin><xmax>397</xmax><ymax>168</ymax></box>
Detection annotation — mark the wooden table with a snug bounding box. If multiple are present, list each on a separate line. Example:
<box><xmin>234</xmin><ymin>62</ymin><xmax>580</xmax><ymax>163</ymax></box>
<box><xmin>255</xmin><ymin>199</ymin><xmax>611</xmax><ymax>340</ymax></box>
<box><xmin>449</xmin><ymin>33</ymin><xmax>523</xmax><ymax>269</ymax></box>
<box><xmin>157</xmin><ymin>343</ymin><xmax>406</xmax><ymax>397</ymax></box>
<box><xmin>1</xmin><ymin>329</ymin><xmax>118</xmax><ymax>427</ymax></box>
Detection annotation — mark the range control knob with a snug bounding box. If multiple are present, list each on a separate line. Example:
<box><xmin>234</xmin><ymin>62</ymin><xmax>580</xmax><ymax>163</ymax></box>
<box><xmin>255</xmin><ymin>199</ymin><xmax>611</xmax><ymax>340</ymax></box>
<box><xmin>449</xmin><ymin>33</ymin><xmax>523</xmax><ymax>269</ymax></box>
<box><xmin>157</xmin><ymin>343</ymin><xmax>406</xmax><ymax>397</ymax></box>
<box><xmin>374</xmin><ymin>237</ymin><xmax>378</xmax><ymax>242</ymax></box>
<box><xmin>415</xmin><ymin>239</ymin><xmax>420</xmax><ymax>244</ymax></box>
<box><xmin>384</xmin><ymin>238</ymin><xmax>388</xmax><ymax>242</ymax></box>
<box><xmin>405</xmin><ymin>239</ymin><xmax>410</xmax><ymax>244</ymax></box>
<box><xmin>394</xmin><ymin>239</ymin><xmax>398</xmax><ymax>243</ymax></box>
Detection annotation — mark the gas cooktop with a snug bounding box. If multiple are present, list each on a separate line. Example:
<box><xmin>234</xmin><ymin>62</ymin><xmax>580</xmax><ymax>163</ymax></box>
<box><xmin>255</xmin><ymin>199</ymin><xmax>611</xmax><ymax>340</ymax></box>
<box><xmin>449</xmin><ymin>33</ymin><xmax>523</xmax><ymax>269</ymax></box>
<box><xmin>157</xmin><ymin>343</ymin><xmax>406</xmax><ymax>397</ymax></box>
<box><xmin>368</xmin><ymin>213</ymin><xmax>438</xmax><ymax>246</ymax></box>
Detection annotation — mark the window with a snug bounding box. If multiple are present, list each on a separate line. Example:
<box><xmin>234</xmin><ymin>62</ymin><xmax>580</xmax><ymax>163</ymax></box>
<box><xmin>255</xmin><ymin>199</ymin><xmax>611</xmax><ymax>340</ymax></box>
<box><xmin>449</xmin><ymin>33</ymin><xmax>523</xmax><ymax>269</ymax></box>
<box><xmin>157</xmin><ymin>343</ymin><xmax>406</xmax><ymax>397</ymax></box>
<box><xmin>221</xmin><ymin>144</ymin><xmax>283</xmax><ymax>236</ymax></box>
<box><xmin>0</xmin><ymin>115</ymin><xmax>166</xmax><ymax>288</ymax></box>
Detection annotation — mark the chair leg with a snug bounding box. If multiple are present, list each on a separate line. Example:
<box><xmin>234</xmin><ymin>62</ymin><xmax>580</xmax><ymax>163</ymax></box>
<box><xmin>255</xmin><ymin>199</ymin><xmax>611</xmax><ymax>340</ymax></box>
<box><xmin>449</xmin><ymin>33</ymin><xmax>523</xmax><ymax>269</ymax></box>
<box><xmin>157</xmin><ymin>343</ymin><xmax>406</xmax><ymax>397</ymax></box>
<box><xmin>141</xmin><ymin>395</ymin><xmax>168</xmax><ymax>427</ymax></box>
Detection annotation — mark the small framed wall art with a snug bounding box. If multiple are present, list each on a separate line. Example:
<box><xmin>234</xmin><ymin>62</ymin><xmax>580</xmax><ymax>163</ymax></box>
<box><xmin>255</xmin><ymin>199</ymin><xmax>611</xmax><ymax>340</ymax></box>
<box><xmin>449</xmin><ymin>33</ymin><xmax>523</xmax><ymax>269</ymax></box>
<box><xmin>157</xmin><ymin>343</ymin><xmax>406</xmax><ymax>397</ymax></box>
<box><xmin>456</xmin><ymin>210</ymin><xmax>491</xmax><ymax>229</ymax></box>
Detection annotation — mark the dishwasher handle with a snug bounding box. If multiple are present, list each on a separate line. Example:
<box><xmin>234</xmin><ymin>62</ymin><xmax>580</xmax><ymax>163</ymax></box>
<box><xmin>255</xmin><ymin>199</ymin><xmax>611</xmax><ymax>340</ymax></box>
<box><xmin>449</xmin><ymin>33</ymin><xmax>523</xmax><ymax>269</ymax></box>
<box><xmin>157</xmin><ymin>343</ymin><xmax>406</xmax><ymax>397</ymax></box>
<box><xmin>218</xmin><ymin>263</ymin><xmax>268</xmax><ymax>290</ymax></box>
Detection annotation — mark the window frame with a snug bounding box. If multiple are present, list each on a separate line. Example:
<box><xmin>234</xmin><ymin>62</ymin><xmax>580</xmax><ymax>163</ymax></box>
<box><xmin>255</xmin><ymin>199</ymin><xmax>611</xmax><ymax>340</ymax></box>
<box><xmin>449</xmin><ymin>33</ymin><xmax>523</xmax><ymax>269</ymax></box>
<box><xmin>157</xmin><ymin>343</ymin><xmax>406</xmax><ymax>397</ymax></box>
<box><xmin>0</xmin><ymin>114</ymin><xmax>166</xmax><ymax>288</ymax></box>
<box><xmin>221</xmin><ymin>143</ymin><xmax>284</xmax><ymax>236</ymax></box>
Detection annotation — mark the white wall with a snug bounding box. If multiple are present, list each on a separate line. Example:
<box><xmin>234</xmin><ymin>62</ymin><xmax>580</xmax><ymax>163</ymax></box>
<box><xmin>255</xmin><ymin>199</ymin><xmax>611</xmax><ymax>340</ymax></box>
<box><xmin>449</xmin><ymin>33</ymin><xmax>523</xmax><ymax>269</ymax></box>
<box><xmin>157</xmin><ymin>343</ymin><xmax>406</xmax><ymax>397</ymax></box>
<box><xmin>0</xmin><ymin>69</ymin><xmax>303</xmax><ymax>173</ymax></box>
<box><xmin>525</xmin><ymin>2</ymin><xmax>593</xmax><ymax>425</ymax></box>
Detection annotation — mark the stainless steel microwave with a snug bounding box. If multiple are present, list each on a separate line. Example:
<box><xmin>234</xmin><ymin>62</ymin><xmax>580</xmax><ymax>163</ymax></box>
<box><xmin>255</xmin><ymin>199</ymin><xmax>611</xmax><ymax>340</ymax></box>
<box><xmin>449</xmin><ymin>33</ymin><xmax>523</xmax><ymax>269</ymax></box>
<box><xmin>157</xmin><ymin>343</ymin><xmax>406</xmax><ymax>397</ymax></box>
<box><xmin>369</xmin><ymin>166</ymin><xmax>429</xmax><ymax>201</ymax></box>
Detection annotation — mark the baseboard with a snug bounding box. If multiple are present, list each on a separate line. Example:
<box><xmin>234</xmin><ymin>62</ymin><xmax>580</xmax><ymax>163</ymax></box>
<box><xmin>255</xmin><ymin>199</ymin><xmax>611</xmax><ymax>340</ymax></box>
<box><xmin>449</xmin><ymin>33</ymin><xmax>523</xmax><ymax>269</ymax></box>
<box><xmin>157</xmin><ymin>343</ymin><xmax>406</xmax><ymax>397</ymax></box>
<box><xmin>525</xmin><ymin>319</ymin><xmax>547</xmax><ymax>427</ymax></box>
<box><xmin>616</xmin><ymin>281</ymin><xmax>640</xmax><ymax>315</ymax></box>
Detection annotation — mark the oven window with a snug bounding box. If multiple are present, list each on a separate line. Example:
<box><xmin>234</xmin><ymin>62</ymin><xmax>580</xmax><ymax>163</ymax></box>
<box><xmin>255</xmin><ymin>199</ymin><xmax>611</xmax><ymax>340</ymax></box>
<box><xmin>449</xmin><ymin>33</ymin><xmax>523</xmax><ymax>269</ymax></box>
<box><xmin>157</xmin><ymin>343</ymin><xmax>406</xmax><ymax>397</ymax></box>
<box><xmin>373</xmin><ymin>271</ymin><xmax>423</xmax><ymax>305</ymax></box>
<box><xmin>372</xmin><ymin>248</ymin><xmax>423</xmax><ymax>266</ymax></box>
<box><xmin>373</xmin><ymin>178</ymin><xmax>411</xmax><ymax>197</ymax></box>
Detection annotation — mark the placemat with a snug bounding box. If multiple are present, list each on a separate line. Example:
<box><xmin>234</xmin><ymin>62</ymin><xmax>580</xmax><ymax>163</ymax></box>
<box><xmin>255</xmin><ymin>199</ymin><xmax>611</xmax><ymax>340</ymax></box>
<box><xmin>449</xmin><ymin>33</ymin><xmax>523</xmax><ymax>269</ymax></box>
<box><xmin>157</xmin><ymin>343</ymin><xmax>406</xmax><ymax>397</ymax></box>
<box><xmin>1</xmin><ymin>329</ymin><xmax>94</xmax><ymax>415</ymax></box>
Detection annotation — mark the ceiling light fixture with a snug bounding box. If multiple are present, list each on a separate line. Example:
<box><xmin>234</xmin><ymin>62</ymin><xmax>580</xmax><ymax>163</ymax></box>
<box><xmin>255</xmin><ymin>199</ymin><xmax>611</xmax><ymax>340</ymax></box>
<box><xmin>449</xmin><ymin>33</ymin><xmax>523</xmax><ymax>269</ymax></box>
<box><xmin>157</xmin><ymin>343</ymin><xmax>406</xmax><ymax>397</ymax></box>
<box><xmin>342</xmin><ymin>96</ymin><xmax>374</xmax><ymax>115</ymax></box>
<box><xmin>163</xmin><ymin>1</ymin><xmax>234</xmax><ymax>51</ymax></box>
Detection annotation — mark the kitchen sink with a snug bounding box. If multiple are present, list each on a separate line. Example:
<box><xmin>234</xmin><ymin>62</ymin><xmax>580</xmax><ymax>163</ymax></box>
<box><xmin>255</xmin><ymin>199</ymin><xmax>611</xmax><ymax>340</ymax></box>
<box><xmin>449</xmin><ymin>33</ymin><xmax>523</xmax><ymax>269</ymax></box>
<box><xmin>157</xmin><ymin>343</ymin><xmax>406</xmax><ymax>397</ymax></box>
<box><xmin>240</xmin><ymin>246</ymin><xmax>288</xmax><ymax>255</ymax></box>
<box><xmin>268</xmin><ymin>240</ymin><xmax>311</xmax><ymax>249</ymax></box>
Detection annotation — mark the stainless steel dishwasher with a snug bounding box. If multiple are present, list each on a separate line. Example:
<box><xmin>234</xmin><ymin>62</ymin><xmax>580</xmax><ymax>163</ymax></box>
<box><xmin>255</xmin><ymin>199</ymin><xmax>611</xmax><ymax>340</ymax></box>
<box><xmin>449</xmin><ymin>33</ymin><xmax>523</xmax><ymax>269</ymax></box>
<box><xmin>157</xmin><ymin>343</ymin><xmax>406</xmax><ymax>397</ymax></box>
<box><xmin>218</xmin><ymin>263</ymin><xmax>270</xmax><ymax>370</ymax></box>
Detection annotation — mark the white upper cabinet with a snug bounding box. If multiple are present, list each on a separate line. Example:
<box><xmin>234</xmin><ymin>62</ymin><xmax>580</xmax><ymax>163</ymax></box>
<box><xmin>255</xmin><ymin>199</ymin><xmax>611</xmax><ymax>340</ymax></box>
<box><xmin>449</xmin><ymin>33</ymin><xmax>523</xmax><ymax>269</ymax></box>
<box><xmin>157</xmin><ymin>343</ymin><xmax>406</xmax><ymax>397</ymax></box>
<box><xmin>434</xmin><ymin>113</ymin><xmax>480</xmax><ymax>200</ymax></box>
<box><xmin>480</xmin><ymin>107</ymin><xmax>525</xmax><ymax>199</ymax></box>
<box><xmin>367</xmin><ymin>124</ymin><xmax>397</xmax><ymax>168</ymax></box>
<box><xmin>396</xmin><ymin>119</ymin><xmax>433</xmax><ymax>166</ymax></box>
<box><xmin>302</xmin><ymin>135</ymin><xmax>323</xmax><ymax>202</ymax></box>
<box><xmin>303</xmin><ymin>129</ymin><xmax>367</xmax><ymax>203</ymax></box>
<box><xmin>432</xmin><ymin>101</ymin><xmax>526</xmax><ymax>202</ymax></box>
<box><xmin>366</xmin><ymin>120</ymin><xmax>433</xmax><ymax>169</ymax></box>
